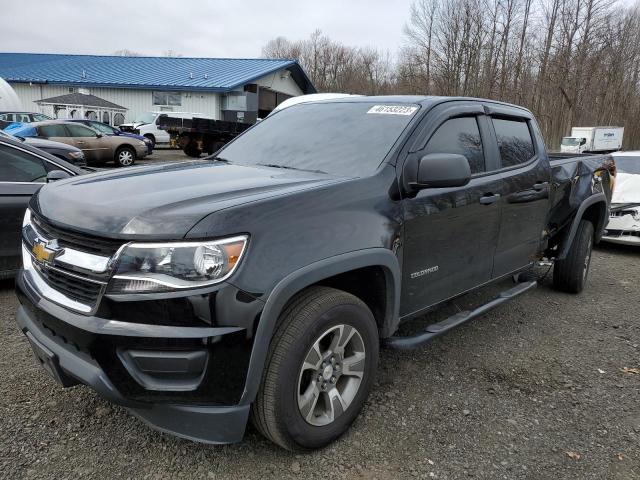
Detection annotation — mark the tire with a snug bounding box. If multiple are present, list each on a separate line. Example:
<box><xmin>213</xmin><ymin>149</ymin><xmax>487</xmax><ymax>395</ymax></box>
<box><xmin>143</xmin><ymin>134</ymin><xmax>155</xmax><ymax>148</ymax></box>
<box><xmin>251</xmin><ymin>286</ymin><xmax>379</xmax><ymax>451</ymax></box>
<box><xmin>184</xmin><ymin>141</ymin><xmax>201</xmax><ymax>158</ymax></box>
<box><xmin>553</xmin><ymin>219</ymin><xmax>594</xmax><ymax>293</ymax></box>
<box><xmin>114</xmin><ymin>147</ymin><xmax>136</xmax><ymax>167</ymax></box>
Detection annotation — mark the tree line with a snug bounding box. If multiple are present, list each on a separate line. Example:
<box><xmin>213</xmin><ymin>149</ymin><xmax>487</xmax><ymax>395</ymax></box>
<box><xmin>262</xmin><ymin>0</ymin><xmax>640</xmax><ymax>150</ymax></box>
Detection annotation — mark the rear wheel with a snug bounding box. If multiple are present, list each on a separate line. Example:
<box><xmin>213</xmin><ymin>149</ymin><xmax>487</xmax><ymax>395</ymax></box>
<box><xmin>553</xmin><ymin>219</ymin><xmax>594</xmax><ymax>293</ymax></box>
<box><xmin>184</xmin><ymin>141</ymin><xmax>201</xmax><ymax>158</ymax></box>
<box><xmin>251</xmin><ymin>286</ymin><xmax>378</xmax><ymax>451</ymax></box>
<box><xmin>114</xmin><ymin>147</ymin><xmax>135</xmax><ymax>167</ymax></box>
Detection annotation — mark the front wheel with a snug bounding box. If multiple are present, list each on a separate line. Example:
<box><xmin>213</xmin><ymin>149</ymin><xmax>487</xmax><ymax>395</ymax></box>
<box><xmin>114</xmin><ymin>147</ymin><xmax>136</xmax><ymax>167</ymax></box>
<box><xmin>251</xmin><ymin>286</ymin><xmax>378</xmax><ymax>451</ymax></box>
<box><xmin>553</xmin><ymin>219</ymin><xmax>594</xmax><ymax>293</ymax></box>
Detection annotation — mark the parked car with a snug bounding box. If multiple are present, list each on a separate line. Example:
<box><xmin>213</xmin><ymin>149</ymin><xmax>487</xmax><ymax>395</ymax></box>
<box><xmin>0</xmin><ymin>129</ymin><xmax>87</xmax><ymax>166</ymax></box>
<box><xmin>602</xmin><ymin>151</ymin><xmax>640</xmax><ymax>245</ymax></box>
<box><xmin>0</xmin><ymin>111</ymin><xmax>53</xmax><ymax>129</ymax></box>
<box><xmin>0</xmin><ymin>134</ymin><xmax>83</xmax><ymax>279</ymax></box>
<box><xmin>5</xmin><ymin>121</ymin><xmax>147</xmax><ymax>166</ymax></box>
<box><xmin>66</xmin><ymin>119</ymin><xmax>153</xmax><ymax>155</ymax></box>
<box><xmin>14</xmin><ymin>96</ymin><xmax>614</xmax><ymax>450</ymax></box>
<box><xmin>119</xmin><ymin>111</ymin><xmax>210</xmax><ymax>147</ymax></box>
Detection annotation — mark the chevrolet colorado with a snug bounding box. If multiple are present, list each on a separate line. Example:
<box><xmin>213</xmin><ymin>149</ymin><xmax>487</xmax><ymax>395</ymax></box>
<box><xmin>15</xmin><ymin>96</ymin><xmax>614</xmax><ymax>450</ymax></box>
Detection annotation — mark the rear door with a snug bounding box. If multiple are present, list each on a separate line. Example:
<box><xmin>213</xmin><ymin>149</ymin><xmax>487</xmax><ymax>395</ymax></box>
<box><xmin>485</xmin><ymin>105</ymin><xmax>551</xmax><ymax>277</ymax></box>
<box><xmin>0</xmin><ymin>143</ymin><xmax>48</xmax><ymax>275</ymax></box>
<box><xmin>399</xmin><ymin>102</ymin><xmax>503</xmax><ymax>316</ymax></box>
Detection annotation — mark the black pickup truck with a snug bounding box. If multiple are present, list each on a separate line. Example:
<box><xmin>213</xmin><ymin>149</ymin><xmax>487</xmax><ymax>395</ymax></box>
<box><xmin>14</xmin><ymin>96</ymin><xmax>614</xmax><ymax>451</ymax></box>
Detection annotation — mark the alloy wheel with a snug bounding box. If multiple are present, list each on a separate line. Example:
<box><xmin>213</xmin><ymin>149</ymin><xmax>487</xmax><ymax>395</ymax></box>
<box><xmin>297</xmin><ymin>324</ymin><xmax>366</xmax><ymax>426</ymax></box>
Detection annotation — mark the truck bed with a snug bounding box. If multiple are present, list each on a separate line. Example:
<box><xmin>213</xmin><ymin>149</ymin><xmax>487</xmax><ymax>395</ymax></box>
<box><xmin>546</xmin><ymin>152</ymin><xmax>614</xmax><ymax>244</ymax></box>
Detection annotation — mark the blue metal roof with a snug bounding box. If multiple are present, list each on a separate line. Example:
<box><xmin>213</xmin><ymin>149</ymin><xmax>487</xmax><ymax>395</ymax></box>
<box><xmin>0</xmin><ymin>53</ymin><xmax>316</xmax><ymax>93</ymax></box>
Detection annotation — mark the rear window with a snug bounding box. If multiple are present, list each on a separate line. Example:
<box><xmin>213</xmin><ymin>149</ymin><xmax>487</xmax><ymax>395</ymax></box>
<box><xmin>218</xmin><ymin>102</ymin><xmax>419</xmax><ymax>177</ymax></box>
<box><xmin>40</xmin><ymin>124</ymin><xmax>69</xmax><ymax>137</ymax></box>
<box><xmin>493</xmin><ymin>118</ymin><xmax>535</xmax><ymax>168</ymax></box>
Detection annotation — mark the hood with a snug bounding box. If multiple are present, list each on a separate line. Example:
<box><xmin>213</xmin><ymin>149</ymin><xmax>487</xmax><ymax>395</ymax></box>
<box><xmin>24</xmin><ymin>136</ymin><xmax>80</xmax><ymax>152</ymax></box>
<box><xmin>612</xmin><ymin>172</ymin><xmax>640</xmax><ymax>204</ymax></box>
<box><xmin>119</xmin><ymin>121</ymin><xmax>146</xmax><ymax>129</ymax></box>
<box><xmin>34</xmin><ymin>160</ymin><xmax>344</xmax><ymax>238</ymax></box>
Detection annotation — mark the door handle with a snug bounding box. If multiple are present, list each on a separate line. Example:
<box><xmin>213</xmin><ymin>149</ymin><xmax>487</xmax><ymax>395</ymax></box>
<box><xmin>533</xmin><ymin>181</ymin><xmax>549</xmax><ymax>191</ymax></box>
<box><xmin>479</xmin><ymin>193</ymin><xmax>501</xmax><ymax>205</ymax></box>
<box><xmin>76</xmin><ymin>141</ymin><xmax>86</xmax><ymax>145</ymax></box>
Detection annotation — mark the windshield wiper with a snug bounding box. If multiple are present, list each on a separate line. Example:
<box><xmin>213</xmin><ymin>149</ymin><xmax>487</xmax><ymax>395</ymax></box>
<box><xmin>207</xmin><ymin>156</ymin><xmax>232</xmax><ymax>164</ymax></box>
<box><xmin>256</xmin><ymin>163</ymin><xmax>327</xmax><ymax>175</ymax></box>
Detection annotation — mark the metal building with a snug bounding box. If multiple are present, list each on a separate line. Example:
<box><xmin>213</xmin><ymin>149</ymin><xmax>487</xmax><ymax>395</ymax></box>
<box><xmin>0</xmin><ymin>53</ymin><xmax>316</xmax><ymax>125</ymax></box>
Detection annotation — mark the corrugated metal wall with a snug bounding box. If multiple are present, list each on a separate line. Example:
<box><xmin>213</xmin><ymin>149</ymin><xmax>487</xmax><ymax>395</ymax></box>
<box><xmin>9</xmin><ymin>70</ymin><xmax>303</xmax><ymax>124</ymax></box>
<box><xmin>10</xmin><ymin>83</ymin><xmax>221</xmax><ymax>123</ymax></box>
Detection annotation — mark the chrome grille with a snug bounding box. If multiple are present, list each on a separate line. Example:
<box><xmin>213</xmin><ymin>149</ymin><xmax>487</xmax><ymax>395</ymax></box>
<box><xmin>33</xmin><ymin>263</ymin><xmax>104</xmax><ymax>305</ymax></box>
<box><xmin>23</xmin><ymin>212</ymin><xmax>118</xmax><ymax>314</ymax></box>
<box><xmin>31</xmin><ymin>215</ymin><xmax>122</xmax><ymax>256</ymax></box>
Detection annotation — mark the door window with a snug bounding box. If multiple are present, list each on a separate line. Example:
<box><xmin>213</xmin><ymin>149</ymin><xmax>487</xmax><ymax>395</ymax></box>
<box><xmin>39</xmin><ymin>124</ymin><xmax>69</xmax><ymax>137</ymax></box>
<box><xmin>0</xmin><ymin>145</ymin><xmax>47</xmax><ymax>182</ymax></box>
<box><xmin>16</xmin><ymin>113</ymin><xmax>31</xmax><ymax>122</ymax></box>
<box><xmin>66</xmin><ymin>124</ymin><xmax>98</xmax><ymax>137</ymax></box>
<box><xmin>423</xmin><ymin>117</ymin><xmax>485</xmax><ymax>174</ymax></box>
<box><xmin>492</xmin><ymin>118</ymin><xmax>535</xmax><ymax>168</ymax></box>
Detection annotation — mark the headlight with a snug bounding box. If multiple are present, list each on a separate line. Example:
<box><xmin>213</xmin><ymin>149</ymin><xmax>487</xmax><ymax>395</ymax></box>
<box><xmin>23</xmin><ymin>208</ymin><xmax>31</xmax><ymax>227</ymax></box>
<box><xmin>107</xmin><ymin>235</ymin><xmax>248</xmax><ymax>293</ymax></box>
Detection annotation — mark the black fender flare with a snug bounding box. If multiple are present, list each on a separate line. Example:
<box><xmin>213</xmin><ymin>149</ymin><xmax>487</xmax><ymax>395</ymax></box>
<box><xmin>557</xmin><ymin>193</ymin><xmax>608</xmax><ymax>260</ymax></box>
<box><xmin>238</xmin><ymin>248</ymin><xmax>401</xmax><ymax>405</ymax></box>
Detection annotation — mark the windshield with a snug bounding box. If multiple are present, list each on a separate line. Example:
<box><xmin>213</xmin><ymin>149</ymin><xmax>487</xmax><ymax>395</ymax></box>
<box><xmin>561</xmin><ymin>137</ymin><xmax>581</xmax><ymax>146</ymax></box>
<box><xmin>134</xmin><ymin>112</ymin><xmax>157</xmax><ymax>124</ymax></box>
<box><xmin>612</xmin><ymin>156</ymin><xmax>640</xmax><ymax>175</ymax></box>
<box><xmin>32</xmin><ymin>113</ymin><xmax>52</xmax><ymax>121</ymax></box>
<box><xmin>218</xmin><ymin>102</ymin><xmax>419</xmax><ymax>177</ymax></box>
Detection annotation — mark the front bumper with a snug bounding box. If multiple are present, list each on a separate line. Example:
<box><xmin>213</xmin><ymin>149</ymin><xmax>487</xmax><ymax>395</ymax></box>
<box><xmin>15</xmin><ymin>268</ymin><xmax>262</xmax><ymax>444</ymax></box>
<box><xmin>602</xmin><ymin>211</ymin><xmax>640</xmax><ymax>246</ymax></box>
<box><xmin>135</xmin><ymin>144</ymin><xmax>148</xmax><ymax>159</ymax></box>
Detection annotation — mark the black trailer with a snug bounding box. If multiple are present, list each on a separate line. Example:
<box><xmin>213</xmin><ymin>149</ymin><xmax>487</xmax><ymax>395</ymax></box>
<box><xmin>158</xmin><ymin>116</ymin><xmax>251</xmax><ymax>157</ymax></box>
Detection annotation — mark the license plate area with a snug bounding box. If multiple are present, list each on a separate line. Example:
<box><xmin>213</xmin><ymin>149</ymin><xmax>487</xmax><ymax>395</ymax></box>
<box><xmin>25</xmin><ymin>331</ymin><xmax>79</xmax><ymax>388</ymax></box>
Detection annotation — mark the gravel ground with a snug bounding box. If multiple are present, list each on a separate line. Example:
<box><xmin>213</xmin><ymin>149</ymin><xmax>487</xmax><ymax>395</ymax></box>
<box><xmin>1</xmin><ymin>243</ymin><xmax>638</xmax><ymax>480</ymax></box>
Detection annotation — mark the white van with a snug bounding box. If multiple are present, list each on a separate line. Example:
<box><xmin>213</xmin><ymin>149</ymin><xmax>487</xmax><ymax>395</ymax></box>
<box><xmin>119</xmin><ymin>112</ymin><xmax>212</xmax><ymax>147</ymax></box>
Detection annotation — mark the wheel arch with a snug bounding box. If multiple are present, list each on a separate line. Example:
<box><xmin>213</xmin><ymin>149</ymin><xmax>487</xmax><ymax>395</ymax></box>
<box><xmin>556</xmin><ymin>193</ymin><xmax>608</xmax><ymax>260</ymax></box>
<box><xmin>239</xmin><ymin>248</ymin><xmax>401</xmax><ymax>405</ymax></box>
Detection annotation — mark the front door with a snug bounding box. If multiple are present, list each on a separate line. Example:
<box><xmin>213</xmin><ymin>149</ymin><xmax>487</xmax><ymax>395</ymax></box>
<box><xmin>399</xmin><ymin>106</ymin><xmax>503</xmax><ymax>317</ymax></box>
<box><xmin>0</xmin><ymin>144</ymin><xmax>47</xmax><ymax>275</ymax></box>
<box><xmin>65</xmin><ymin>123</ymin><xmax>110</xmax><ymax>162</ymax></box>
<box><xmin>485</xmin><ymin>109</ymin><xmax>552</xmax><ymax>277</ymax></box>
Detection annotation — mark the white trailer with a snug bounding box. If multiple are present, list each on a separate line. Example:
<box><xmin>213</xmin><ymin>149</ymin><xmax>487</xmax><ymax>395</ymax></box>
<box><xmin>561</xmin><ymin>126</ymin><xmax>624</xmax><ymax>154</ymax></box>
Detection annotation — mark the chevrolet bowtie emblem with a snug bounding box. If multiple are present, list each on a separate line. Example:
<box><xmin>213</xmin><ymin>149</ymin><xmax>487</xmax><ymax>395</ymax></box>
<box><xmin>32</xmin><ymin>241</ymin><xmax>58</xmax><ymax>263</ymax></box>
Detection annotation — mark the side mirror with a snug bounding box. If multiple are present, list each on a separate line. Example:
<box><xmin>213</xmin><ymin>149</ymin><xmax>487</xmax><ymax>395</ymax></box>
<box><xmin>96</xmin><ymin>133</ymin><xmax>103</xmax><ymax>138</ymax></box>
<box><xmin>580</xmin><ymin>138</ymin><xmax>586</xmax><ymax>145</ymax></box>
<box><xmin>47</xmin><ymin>170</ymin><xmax>71</xmax><ymax>182</ymax></box>
<box><xmin>410</xmin><ymin>153</ymin><xmax>471</xmax><ymax>189</ymax></box>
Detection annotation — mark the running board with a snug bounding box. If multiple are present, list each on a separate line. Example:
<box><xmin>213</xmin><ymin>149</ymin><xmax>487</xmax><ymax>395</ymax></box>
<box><xmin>385</xmin><ymin>280</ymin><xmax>537</xmax><ymax>350</ymax></box>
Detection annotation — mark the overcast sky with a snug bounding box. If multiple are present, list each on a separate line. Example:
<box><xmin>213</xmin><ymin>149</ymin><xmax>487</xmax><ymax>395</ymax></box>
<box><xmin>0</xmin><ymin>0</ymin><xmax>414</xmax><ymax>58</ymax></box>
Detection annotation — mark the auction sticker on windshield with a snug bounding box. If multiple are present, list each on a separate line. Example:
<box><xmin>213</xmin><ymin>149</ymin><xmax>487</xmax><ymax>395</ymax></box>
<box><xmin>367</xmin><ymin>105</ymin><xmax>418</xmax><ymax>116</ymax></box>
